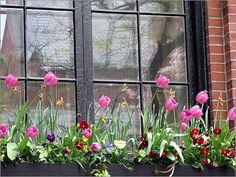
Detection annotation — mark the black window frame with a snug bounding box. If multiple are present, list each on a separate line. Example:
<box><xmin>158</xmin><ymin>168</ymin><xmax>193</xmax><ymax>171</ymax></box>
<box><xmin>0</xmin><ymin>0</ymin><xmax>208</xmax><ymax>129</ymax></box>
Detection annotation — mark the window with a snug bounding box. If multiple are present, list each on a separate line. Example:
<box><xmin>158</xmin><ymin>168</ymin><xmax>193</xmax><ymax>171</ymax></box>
<box><xmin>0</xmin><ymin>0</ymin><xmax>207</xmax><ymax>132</ymax></box>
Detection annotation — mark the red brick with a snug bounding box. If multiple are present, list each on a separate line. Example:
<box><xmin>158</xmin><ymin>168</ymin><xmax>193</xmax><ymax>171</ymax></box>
<box><xmin>224</xmin><ymin>23</ymin><xmax>236</xmax><ymax>35</ymax></box>
<box><xmin>208</xmin><ymin>18</ymin><xmax>223</xmax><ymax>27</ymax></box>
<box><xmin>208</xmin><ymin>36</ymin><xmax>223</xmax><ymax>44</ymax></box>
<box><xmin>227</xmin><ymin>0</ymin><xmax>236</xmax><ymax>5</ymax></box>
<box><xmin>208</xmin><ymin>45</ymin><xmax>224</xmax><ymax>53</ymax></box>
<box><xmin>208</xmin><ymin>54</ymin><xmax>224</xmax><ymax>62</ymax></box>
<box><xmin>209</xmin><ymin>63</ymin><xmax>225</xmax><ymax>72</ymax></box>
<box><xmin>207</xmin><ymin>8</ymin><xmax>223</xmax><ymax>18</ymax></box>
<box><xmin>209</xmin><ymin>72</ymin><xmax>225</xmax><ymax>81</ymax></box>
<box><xmin>227</xmin><ymin>69</ymin><xmax>236</xmax><ymax>79</ymax></box>
<box><xmin>207</xmin><ymin>1</ymin><xmax>223</xmax><ymax>9</ymax></box>
<box><xmin>207</xmin><ymin>27</ymin><xmax>223</xmax><ymax>36</ymax></box>
<box><xmin>211</xmin><ymin>111</ymin><xmax>228</xmax><ymax>120</ymax></box>
<box><xmin>209</xmin><ymin>82</ymin><xmax>226</xmax><ymax>91</ymax></box>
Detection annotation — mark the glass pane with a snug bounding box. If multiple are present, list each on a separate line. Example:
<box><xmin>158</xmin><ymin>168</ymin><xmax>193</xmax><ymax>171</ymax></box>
<box><xmin>92</xmin><ymin>0</ymin><xmax>136</xmax><ymax>11</ymax></box>
<box><xmin>26</xmin><ymin>10</ymin><xmax>74</xmax><ymax>78</ymax></box>
<box><xmin>139</xmin><ymin>0</ymin><xmax>183</xmax><ymax>13</ymax></box>
<box><xmin>26</xmin><ymin>0</ymin><xmax>73</xmax><ymax>8</ymax></box>
<box><xmin>0</xmin><ymin>8</ymin><xmax>24</xmax><ymax>77</ymax></box>
<box><xmin>0</xmin><ymin>0</ymin><xmax>23</xmax><ymax>5</ymax></box>
<box><xmin>94</xmin><ymin>83</ymin><xmax>141</xmax><ymax>135</ymax></box>
<box><xmin>93</xmin><ymin>13</ymin><xmax>138</xmax><ymax>81</ymax></box>
<box><xmin>27</xmin><ymin>81</ymin><xmax>76</xmax><ymax>130</ymax></box>
<box><xmin>140</xmin><ymin>16</ymin><xmax>187</xmax><ymax>82</ymax></box>
<box><xmin>143</xmin><ymin>84</ymin><xmax>188</xmax><ymax>123</ymax></box>
<box><xmin>0</xmin><ymin>80</ymin><xmax>24</xmax><ymax>123</ymax></box>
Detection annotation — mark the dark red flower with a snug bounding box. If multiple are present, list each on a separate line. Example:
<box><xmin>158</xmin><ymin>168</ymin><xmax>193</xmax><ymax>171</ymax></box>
<box><xmin>140</xmin><ymin>135</ymin><xmax>147</xmax><ymax>142</ymax></box>
<box><xmin>201</xmin><ymin>158</ymin><xmax>210</xmax><ymax>165</ymax></box>
<box><xmin>229</xmin><ymin>150</ymin><xmax>236</xmax><ymax>158</ymax></box>
<box><xmin>173</xmin><ymin>150</ymin><xmax>178</xmax><ymax>156</ymax></box>
<box><xmin>221</xmin><ymin>148</ymin><xmax>230</xmax><ymax>157</ymax></box>
<box><xmin>202</xmin><ymin>141</ymin><xmax>210</xmax><ymax>146</ymax></box>
<box><xmin>197</xmin><ymin>137</ymin><xmax>204</xmax><ymax>145</ymax></box>
<box><xmin>161</xmin><ymin>151</ymin><xmax>168</xmax><ymax>158</ymax></box>
<box><xmin>149</xmin><ymin>151</ymin><xmax>157</xmax><ymax>158</ymax></box>
<box><xmin>200</xmin><ymin>148</ymin><xmax>209</xmax><ymax>156</ymax></box>
<box><xmin>64</xmin><ymin>146</ymin><xmax>71</xmax><ymax>154</ymax></box>
<box><xmin>213</xmin><ymin>127</ymin><xmax>221</xmax><ymax>135</ymax></box>
<box><xmin>190</xmin><ymin>128</ymin><xmax>199</xmax><ymax>139</ymax></box>
<box><xmin>74</xmin><ymin>141</ymin><xmax>83</xmax><ymax>150</ymax></box>
<box><xmin>78</xmin><ymin>120</ymin><xmax>89</xmax><ymax>130</ymax></box>
<box><xmin>139</xmin><ymin>141</ymin><xmax>148</xmax><ymax>150</ymax></box>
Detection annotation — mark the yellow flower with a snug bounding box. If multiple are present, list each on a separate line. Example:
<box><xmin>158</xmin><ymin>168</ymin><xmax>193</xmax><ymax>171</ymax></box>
<box><xmin>99</xmin><ymin>116</ymin><xmax>106</xmax><ymax>124</ymax></box>
<box><xmin>114</xmin><ymin>140</ymin><xmax>127</xmax><ymax>149</ymax></box>
<box><xmin>121</xmin><ymin>97</ymin><xmax>128</xmax><ymax>107</ymax></box>
<box><xmin>168</xmin><ymin>89</ymin><xmax>175</xmax><ymax>98</ymax></box>
<box><xmin>82</xmin><ymin>136</ymin><xmax>88</xmax><ymax>143</ymax></box>
<box><xmin>39</xmin><ymin>92</ymin><xmax>44</xmax><ymax>101</ymax></box>
<box><xmin>121</xmin><ymin>84</ymin><xmax>128</xmax><ymax>92</ymax></box>
<box><xmin>56</xmin><ymin>97</ymin><xmax>64</xmax><ymax>106</ymax></box>
<box><xmin>1</xmin><ymin>105</ymin><xmax>7</xmax><ymax>110</ymax></box>
<box><xmin>13</xmin><ymin>86</ymin><xmax>21</xmax><ymax>94</ymax></box>
<box><xmin>41</xmin><ymin>84</ymin><xmax>47</xmax><ymax>88</ymax></box>
<box><xmin>83</xmin><ymin>144</ymin><xmax>89</xmax><ymax>153</ymax></box>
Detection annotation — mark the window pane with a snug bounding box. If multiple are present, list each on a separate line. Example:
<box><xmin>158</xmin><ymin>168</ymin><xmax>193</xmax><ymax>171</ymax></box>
<box><xmin>26</xmin><ymin>0</ymin><xmax>73</xmax><ymax>8</ymax></box>
<box><xmin>0</xmin><ymin>80</ymin><xmax>24</xmax><ymax>122</ymax></box>
<box><xmin>94</xmin><ymin>83</ymin><xmax>141</xmax><ymax>135</ymax></box>
<box><xmin>0</xmin><ymin>8</ymin><xmax>24</xmax><ymax>77</ymax></box>
<box><xmin>139</xmin><ymin>0</ymin><xmax>183</xmax><ymax>14</ymax></box>
<box><xmin>27</xmin><ymin>81</ymin><xmax>76</xmax><ymax>128</ymax></box>
<box><xmin>140</xmin><ymin>16</ymin><xmax>187</xmax><ymax>82</ymax></box>
<box><xmin>0</xmin><ymin>0</ymin><xmax>23</xmax><ymax>5</ymax></box>
<box><xmin>93</xmin><ymin>13</ymin><xmax>138</xmax><ymax>81</ymax></box>
<box><xmin>143</xmin><ymin>84</ymin><xmax>188</xmax><ymax>122</ymax></box>
<box><xmin>26</xmin><ymin>10</ymin><xmax>74</xmax><ymax>79</ymax></box>
<box><xmin>92</xmin><ymin>0</ymin><xmax>136</xmax><ymax>11</ymax></box>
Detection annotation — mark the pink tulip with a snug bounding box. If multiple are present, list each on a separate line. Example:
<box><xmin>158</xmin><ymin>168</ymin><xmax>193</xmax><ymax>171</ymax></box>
<box><xmin>190</xmin><ymin>105</ymin><xmax>203</xmax><ymax>118</ymax></box>
<box><xmin>98</xmin><ymin>95</ymin><xmax>111</xmax><ymax>109</ymax></box>
<box><xmin>164</xmin><ymin>97</ymin><xmax>178</xmax><ymax>111</ymax></box>
<box><xmin>44</xmin><ymin>71</ymin><xmax>58</xmax><ymax>87</ymax></box>
<box><xmin>228</xmin><ymin>107</ymin><xmax>236</xmax><ymax>121</ymax></box>
<box><xmin>82</xmin><ymin>128</ymin><xmax>92</xmax><ymax>138</ymax></box>
<box><xmin>156</xmin><ymin>75</ymin><xmax>170</xmax><ymax>89</ymax></box>
<box><xmin>180</xmin><ymin>122</ymin><xmax>188</xmax><ymax>132</ymax></box>
<box><xmin>90</xmin><ymin>142</ymin><xmax>101</xmax><ymax>153</ymax></box>
<box><xmin>0</xmin><ymin>124</ymin><xmax>8</xmax><ymax>138</ymax></box>
<box><xmin>196</xmin><ymin>91</ymin><xmax>209</xmax><ymax>104</ymax></box>
<box><xmin>26</xmin><ymin>125</ymin><xmax>39</xmax><ymax>138</ymax></box>
<box><xmin>4</xmin><ymin>74</ymin><xmax>18</xmax><ymax>88</ymax></box>
<box><xmin>181</xmin><ymin>109</ymin><xmax>192</xmax><ymax>122</ymax></box>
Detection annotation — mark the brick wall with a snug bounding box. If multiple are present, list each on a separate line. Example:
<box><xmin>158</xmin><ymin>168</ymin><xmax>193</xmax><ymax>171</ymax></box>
<box><xmin>205</xmin><ymin>0</ymin><xmax>236</xmax><ymax>123</ymax></box>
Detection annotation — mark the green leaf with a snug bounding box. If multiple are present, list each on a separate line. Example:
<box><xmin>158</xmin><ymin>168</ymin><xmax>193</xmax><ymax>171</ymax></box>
<box><xmin>159</xmin><ymin>139</ymin><xmax>168</xmax><ymax>157</ymax></box>
<box><xmin>146</xmin><ymin>132</ymin><xmax>153</xmax><ymax>154</ymax></box>
<box><xmin>167</xmin><ymin>152</ymin><xmax>175</xmax><ymax>161</ymax></box>
<box><xmin>18</xmin><ymin>137</ymin><xmax>29</xmax><ymax>153</ymax></box>
<box><xmin>7</xmin><ymin>143</ymin><xmax>19</xmax><ymax>161</ymax></box>
<box><xmin>15</xmin><ymin>102</ymin><xmax>29</xmax><ymax>127</ymax></box>
<box><xmin>170</xmin><ymin>141</ymin><xmax>184</xmax><ymax>163</ymax></box>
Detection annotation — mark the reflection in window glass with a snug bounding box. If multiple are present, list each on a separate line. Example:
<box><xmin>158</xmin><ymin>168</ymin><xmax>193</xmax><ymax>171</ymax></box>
<box><xmin>0</xmin><ymin>0</ymin><xmax>23</xmax><ymax>5</ymax></box>
<box><xmin>139</xmin><ymin>0</ymin><xmax>183</xmax><ymax>13</ymax></box>
<box><xmin>0</xmin><ymin>81</ymin><xmax>24</xmax><ymax>123</ymax></box>
<box><xmin>143</xmin><ymin>84</ymin><xmax>188</xmax><ymax>123</ymax></box>
<box><xmin>93</xmin><ymin>13</ymin><xmax>138</xmax><ymax>81</ymax></box>
<box><xmin>140</xmin><ymin>16</ymin><xmax>187</xmax><ymax>82</ymax></box>
<box><xmin>92</xmin><ymin>0</ymin><xmax>136</xmax><ymax>11</ymax></box>
<box><xmin>26</xmin><ymin>0</ymin><xmax>73</xmax><ymax>8</ymax></box>
<box><xmin>27</xmin><ymin>81</ymin><xmax>76</xmax><ymax>129</ymax></box>
<box><xmin>26</xmin><ymin>10</ymin><xmax>74</xmax><ymax>78</ymax></box>
<box><xmin>0</xmin><ymin>8</ymin><xmax>24</xmax><ymax>77</ymax></box>
<box><xmin>94</xmin><ymin>83</ymin><xmax>141</xmax><ymax>134</ymax></box>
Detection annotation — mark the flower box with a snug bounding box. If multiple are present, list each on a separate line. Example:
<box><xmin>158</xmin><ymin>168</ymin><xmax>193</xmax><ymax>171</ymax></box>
<box><xmin>1</xmin><ymin>163</ymin><xmax>235</xmax><ymax>176</ymax></box>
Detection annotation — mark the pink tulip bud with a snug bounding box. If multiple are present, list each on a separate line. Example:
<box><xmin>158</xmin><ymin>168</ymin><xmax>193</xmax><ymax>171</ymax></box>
<box><xmin>26</xmin><ymin>125</ymin><xmax>39</xmax><ymax>138</ymax></box>
<box><xmin>196</xmin><ymin>91</ymin><xmax>209</xmax><ymax>104</ymax></box>
<box><xmin>164</xmin><ymin>97</ymin><xmax>178</xmax><ymax>111</ymax></box>
<box><xmin>90</xmin><ymin>142</ymin><xmax>101</xmax><ymax>153</ymax></box>
<box><xmin>181</xmin><ymin>109</ymin><xmax>192</xmax><ymax>122</ymax></box>
<box><xmin>0</xmin><ymin>123</ymin><xmax>8</xmax><ymax>138</ymax></box>
<box><xmin>156</xmin><ymin>75</ymin><xmax>170</xmax><ymax>89</ymax></box>
<box><xmin>82</xmin><ymin>128</ymin><xmax>92</xmax><ymax>138</ymax></box>
<box><xmin>180</xmin><ymin>122</ymin><xmax>188</xmax><ymax>132</ymax></box>
<box><xmin>190</xmin><ymin>105</ymin><xmax>203</xmax><ymax>118</ymax></box>
<box><xmin>228</xmin><ymin>107</ymin><xmax>236</xmax><ymax>121</ymax></box>
<box><xmin>4</xmin><ymin>74</ymin><xmax>18</xmax><ymax>88</ymax></box>
<box><xmin>44</xmin><ymin>71</ymin><xmax>58</xmax><ymax>87</ymax></box>
<box><xmin>98</xmin><ymin>95</ymin><xmax>111</xmax><ymax>109</ymax></box>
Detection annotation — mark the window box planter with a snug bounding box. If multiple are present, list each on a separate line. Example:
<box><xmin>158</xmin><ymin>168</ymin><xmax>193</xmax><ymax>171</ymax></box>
<box><xmin>1</xmin><ymin>163</ymin><xmax>235</xmax><ymax>176</ymax></box>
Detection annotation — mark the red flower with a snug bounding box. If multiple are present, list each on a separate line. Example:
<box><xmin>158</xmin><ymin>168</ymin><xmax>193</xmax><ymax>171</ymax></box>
<box><xmin>197</xmin><ymin>137</ymin><xmax>204</xmax><ymax>145</ymax></box>
<box><xmin>193</xmin><ymin>138</ymin><xmax>198</xmax><ymax>145</ymax></box>
<box><xmin>140</xmin><ymin>135</ymin><xmax>147</xmax><ymax>142</ymax></box>
<box><xmin>200</xmin><ymin>148</ymin><xmax>209</xmax><ymax>156</ymax></box>
<box><xmin>221</xmin><ymin>148</ymin><xmax>230</xmax><ymax>157</ymax></box>
<box><xmin>190</xmin><ymin>128</ymin><xmax>199</xmax><ymax>139</ymax></box>
<box><xmin>64</xmin><ymin>146</ymin><xmax>71</xmax><ymax>154</ymax></box>
<box><xmin>229</xmin><ymin>150</ymin><xmax>236</xmax><ymax>158</ymax></box>
<box><xmin>161</xmin><ymin>151</ymin><xmax>168</xmax><ymax>158</ymax></box>
<box><xmin>74</xmin><ymin>141</ymin><xmax>83</xmax><ymax>150</ymax></box>
<box><xmin>202</xmin><ymin>141</ymin><xmax>210</xmax><ymax>146</ymax></box>
<box><xmin>213</xmin><ymin>127</ymin><xmax>221</xmax><ymax>135</ymax></box>
<box><xmin>149</xmin><ymin>151</ymin><xmax>157</xmax><ymax>158</ymax></box>
<box><xmin>201</xmin><ymin>158</ymin><xmax>210</xmax><ymax>165</ymax></box>
<box><xmin>139</xmin><ymin>141</ymin><xmax>148</xmax><ymax>150</ymax></box>
<box><xmin>78</xmin><ymin>120</ymin><xmax>89</xmax><ymax>130</ymax></box>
